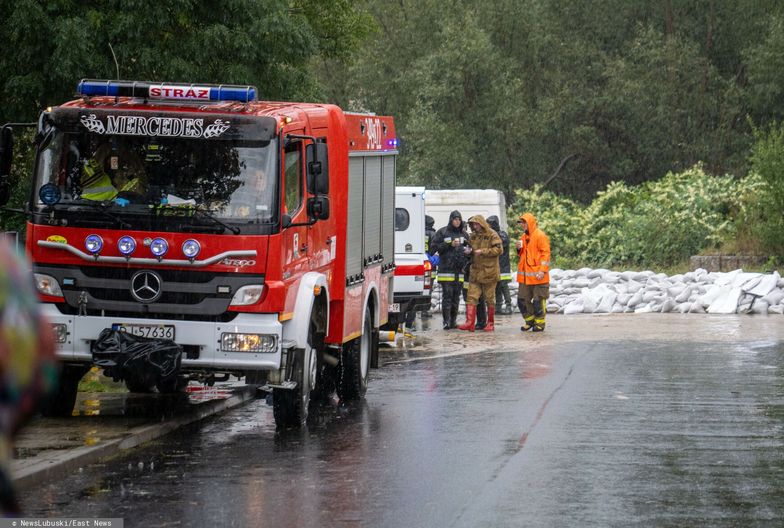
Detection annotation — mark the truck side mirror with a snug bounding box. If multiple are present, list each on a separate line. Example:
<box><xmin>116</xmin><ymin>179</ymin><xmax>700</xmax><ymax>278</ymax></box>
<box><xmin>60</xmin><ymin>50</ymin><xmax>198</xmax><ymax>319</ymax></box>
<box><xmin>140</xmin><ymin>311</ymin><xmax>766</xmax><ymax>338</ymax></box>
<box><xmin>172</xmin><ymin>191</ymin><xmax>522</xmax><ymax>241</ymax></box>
<box><xmin>306</xmin><ymin>142</ymin><xmax>329</xmax><ymax>195</ymax></box>
<box><xmin>307</xmin><ymin>195</ymin><xmax>330</xmax><ymax>221</ymax></box>
<box><xmin>0</xmin><ymin>127</ymin><xmax>13</xmax><ymax>206</ymax></box>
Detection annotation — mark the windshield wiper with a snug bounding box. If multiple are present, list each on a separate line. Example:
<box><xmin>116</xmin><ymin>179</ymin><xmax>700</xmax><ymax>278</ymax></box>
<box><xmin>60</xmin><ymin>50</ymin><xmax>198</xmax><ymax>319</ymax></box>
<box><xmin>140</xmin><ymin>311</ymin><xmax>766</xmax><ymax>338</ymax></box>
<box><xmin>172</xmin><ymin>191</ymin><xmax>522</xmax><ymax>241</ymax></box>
<box><xmin>65</xmin><ymin>200</ymin><xmax>133</xmax><ymax>229</ymax></box>
<box><xmin>194</xmin><ymin>207</ymin><xmax>241</xmax><ymax>235</ymax></box>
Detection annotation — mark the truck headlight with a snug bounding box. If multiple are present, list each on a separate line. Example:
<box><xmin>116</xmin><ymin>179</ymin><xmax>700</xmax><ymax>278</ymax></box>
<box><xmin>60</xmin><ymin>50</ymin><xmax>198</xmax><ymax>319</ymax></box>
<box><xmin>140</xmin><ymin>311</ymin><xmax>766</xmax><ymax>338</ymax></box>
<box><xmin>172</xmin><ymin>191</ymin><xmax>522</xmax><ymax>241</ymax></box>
<box><xmin>230</xmin><ymin>285</ymin><xmax>264</xmax><ymax>306</ymax></box>
<box><xmin>221</xmin><ymin>333</ymin><xmax>276</xmax><ymax>353</ymax></box>
<box><xmin>34</xmin><ymin>273</ymin><xmax>63</xmax><ymax>297</ymax></box>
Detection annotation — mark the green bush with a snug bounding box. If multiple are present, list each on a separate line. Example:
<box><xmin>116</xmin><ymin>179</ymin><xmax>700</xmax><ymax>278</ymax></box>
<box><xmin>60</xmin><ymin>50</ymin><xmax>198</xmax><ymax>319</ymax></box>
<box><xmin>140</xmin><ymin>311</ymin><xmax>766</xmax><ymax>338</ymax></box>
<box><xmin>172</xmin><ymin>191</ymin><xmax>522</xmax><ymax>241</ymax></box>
<box><xmin>748</xmin><ymin>122</ymin><xmax>784</xmax><ymax>258</ymax></box>
<box><xmin>508</xmin><ymin>165</ymin><xmax>764</xmax><ymax>269</ymax></box>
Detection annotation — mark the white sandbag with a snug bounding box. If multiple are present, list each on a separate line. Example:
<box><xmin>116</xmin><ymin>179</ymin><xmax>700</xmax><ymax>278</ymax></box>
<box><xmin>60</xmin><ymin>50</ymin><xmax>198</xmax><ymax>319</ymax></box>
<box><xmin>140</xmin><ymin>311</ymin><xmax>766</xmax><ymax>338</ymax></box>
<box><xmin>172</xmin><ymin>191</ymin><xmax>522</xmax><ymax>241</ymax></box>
<box><xmin>642</xmin><ymin>291</ymin><xmax>665</xmax><ymax>303</ymax></box>
<box><xmin>669</xmin><ymin>274</ymin><xmax>685</xmax><ymax>283</ymax></box>
<box><xmin>748</xmin><ymin>300</ymin><xmax>769</xmax><ymax>315</ymax></box>
<box><xmin>676</xmin><ymin>302</ymin><xmax>691</xmax><ymax>313</ymax></box>
<box><xmin>668</xmin><ymin>285</ymin><xmax>686</xmax><ymax>297</ymax></box>
<box><xmin>620</xmin><ymin>271</ymin><xmax>637</xmax><ymax>282</ymax></box>
<box><xmin>689</xmin><ymin>302</ymin><xmax>706</xmax><ymax>314</ymax></box>
<box><xmin>707</xmin><ymin>287</ymin><xmax>743</xmax><ymax>314</ymax></box>
<box><xmin>626</xmin><ymin>280</ymin><xmax>643</xmax><ymax>293</ymax></box>
<box><xmin>604</xmin><ymin>272</ymin><xmax>621</xmax><ymax>283</ymax></box>
<box><xmin>575</xmin><ymin>267</ymin><xmax>592</xmax><ymax>277</ymax></box>
<box><xmin>635</xmin><ymin>303</ymin><xmax>654</xmax><ymax>313</ymax></box>
<box><xmin>635</xmin><ymin>271</ymin><xmax>655</xmax><ymax>280</ymax></box>
<box><xmin>713</xmin><ymin>269</ymin><xmax>742</xmax><ymax>287</ymax></box>
<box><xmin>595</xmin><ymin>290</ymin><xmax>618</xmax><ymax>313</ymax></box>
<box><xmin>697</xmin><ymin>285</ymin><xmax>724</xmax><ymax>307</ymax></box>
<box><xmin>763</xmin><ymin>289</ymin><xmax>784</xmax><ymax>306</ymax></box>
<box><xmin>778</xmin><ymin>278</ymin><xmax>784</xmax><ymax>288</ymax></box>
<box><xmin>675</xmin><ymin>286</ymin><xmax>692</xmax><ymax>303</ymax></box>
<box><xmin>769</xmin><ymin>304</ymin><xmax>784</xmax><ymax>314</ymax></box>
<box><xmin>616</xmin><ymin>293</ymin><xmax>632</xmax><ymax>305</ymax></box>
<box><xmin>627</xmin><ymin>290</ymin><xmax>644</xmax><ymax>309</ymax></box>
<box><xmin>610</xmin><ymin>303</ymin><xmax>626</xmax><ymax>313</ymax></box>
<box><xmin>660</xmin><ymin>299</ymin><xmax>677</xmax><ymax>313</ymax></box>
<box><xmin>745</xmin><ymin>271</ymin><xmax>780</xmax><ymax>297</ymax></box>
<box><xmin>550</xmin><ymin>269</ymin><xmax>564</xmax><ymax>280</ymax></box>
<box><xmin>573</xmin><ymin>278</ymin><xmax>592</xmax><ymax>288</ymax></box>
<box><xmin>587</xmin><ymin>268</ymin><xmax>610</xmax><ymax>279</ymax></box>
<box><xmin>693</xmin><ymin>268</ymin><xmax>708</xmax><ymax>281</ymax></box>
<box><xmin>563</xmin><ymin>299</ymin><xmax>585</xmax><ymax>314</ymax></box>
<box><xmin>683</xmin><ymin>271</ymin><xmax>696</xmax><ymax>282</ymax></box>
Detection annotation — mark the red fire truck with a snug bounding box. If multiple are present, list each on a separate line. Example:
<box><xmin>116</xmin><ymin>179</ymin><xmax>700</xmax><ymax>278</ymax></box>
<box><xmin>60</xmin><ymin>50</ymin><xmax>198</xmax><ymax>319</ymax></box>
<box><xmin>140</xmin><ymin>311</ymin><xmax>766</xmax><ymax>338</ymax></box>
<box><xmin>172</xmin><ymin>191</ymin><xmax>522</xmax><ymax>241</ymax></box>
<box><xmin>0</xmin><ymin>80</ymin><xmax>398</xmax><ymax>427</ymax></box>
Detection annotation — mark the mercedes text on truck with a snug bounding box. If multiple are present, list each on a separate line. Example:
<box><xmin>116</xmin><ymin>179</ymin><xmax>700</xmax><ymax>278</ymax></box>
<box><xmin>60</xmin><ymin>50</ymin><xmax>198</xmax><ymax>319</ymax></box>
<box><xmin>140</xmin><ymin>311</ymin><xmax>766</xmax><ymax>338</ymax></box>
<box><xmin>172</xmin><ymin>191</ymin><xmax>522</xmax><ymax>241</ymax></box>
<box><xmin>0</xmin><ymin>80</ymin><xmax>398</xmax><ymax>427</ymax></box>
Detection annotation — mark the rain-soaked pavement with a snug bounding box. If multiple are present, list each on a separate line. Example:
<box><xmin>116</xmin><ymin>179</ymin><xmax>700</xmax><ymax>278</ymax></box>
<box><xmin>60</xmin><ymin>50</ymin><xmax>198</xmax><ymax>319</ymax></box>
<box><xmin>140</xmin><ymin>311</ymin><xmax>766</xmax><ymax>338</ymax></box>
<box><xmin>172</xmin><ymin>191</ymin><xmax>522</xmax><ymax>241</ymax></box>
<box><xmin>18</xmin><ymin>313</ymin><xmax>784</xmax><ymax>527</ymax></box>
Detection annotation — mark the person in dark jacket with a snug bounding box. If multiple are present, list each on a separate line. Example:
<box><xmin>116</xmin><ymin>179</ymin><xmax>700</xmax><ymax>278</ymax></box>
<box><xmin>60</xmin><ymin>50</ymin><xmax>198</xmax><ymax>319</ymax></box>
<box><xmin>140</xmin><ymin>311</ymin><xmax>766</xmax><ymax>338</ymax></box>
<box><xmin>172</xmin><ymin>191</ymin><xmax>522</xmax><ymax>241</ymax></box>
<box><xmin>430</xmin><ymin>210</ymin><xmax>469</xmax><ymax>329</ymax></box>
<box><xmin>424</xmin><ymin>215</ymin><xmax>436</xmax><ymax>256</ymax></box>
<box><xmin>487</xmin><ymin>215</ymin><xmax>513</xmax><ymax>315</ymax></box>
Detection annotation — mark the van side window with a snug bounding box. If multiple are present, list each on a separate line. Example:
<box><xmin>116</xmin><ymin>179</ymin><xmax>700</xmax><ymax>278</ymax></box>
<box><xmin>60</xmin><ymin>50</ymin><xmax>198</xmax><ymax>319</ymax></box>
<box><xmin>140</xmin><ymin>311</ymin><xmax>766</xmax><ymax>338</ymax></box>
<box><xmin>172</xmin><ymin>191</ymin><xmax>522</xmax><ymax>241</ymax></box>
<box><xmin>395</xmin><ymin>208</ymin><xmax>409</xmax><ymax>231</ymax></box>
<box><xmin>284</xmin><ymin>141</ymin><xmax>303</xmax><ymax>213</ymax></box>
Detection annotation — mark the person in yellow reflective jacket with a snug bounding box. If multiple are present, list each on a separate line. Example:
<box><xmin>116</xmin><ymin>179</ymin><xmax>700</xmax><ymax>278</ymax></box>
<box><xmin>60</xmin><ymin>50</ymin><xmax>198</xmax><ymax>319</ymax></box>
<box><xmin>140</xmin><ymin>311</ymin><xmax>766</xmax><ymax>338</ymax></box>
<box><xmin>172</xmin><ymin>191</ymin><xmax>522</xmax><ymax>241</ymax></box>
<box><xmin>80</xmin><ymin>156</ymin><xmax>117</xmax><ymax>201</ymax></box>
<box><xmin>81</xmin><ymin>144</ymin><xmax>146</xmax><ymax>201</ymax></box>
<box><xmin>516</xmin><ymin>212</ymin><xmax>551</xmax><ymax>332</ymax></box>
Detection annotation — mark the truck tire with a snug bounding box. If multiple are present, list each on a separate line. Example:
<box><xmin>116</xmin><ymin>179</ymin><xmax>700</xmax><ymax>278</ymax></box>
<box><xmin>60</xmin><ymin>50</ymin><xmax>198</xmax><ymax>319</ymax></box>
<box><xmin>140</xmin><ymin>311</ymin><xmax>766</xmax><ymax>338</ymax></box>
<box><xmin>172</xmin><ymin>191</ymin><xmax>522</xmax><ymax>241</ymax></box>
<box><xmin>40</xmin><ymin>365</ymin><xmax>91</xmax><ymax>417</ymax></box>
<box><xmin>273</xmin><ymin>346</ymin><xmax>315</xmax><ymax>428</ymax></box>
<box><xmin>338</xmin><ymin>306</ymin><xmax>371</xmax><ymax>400</ymax></box>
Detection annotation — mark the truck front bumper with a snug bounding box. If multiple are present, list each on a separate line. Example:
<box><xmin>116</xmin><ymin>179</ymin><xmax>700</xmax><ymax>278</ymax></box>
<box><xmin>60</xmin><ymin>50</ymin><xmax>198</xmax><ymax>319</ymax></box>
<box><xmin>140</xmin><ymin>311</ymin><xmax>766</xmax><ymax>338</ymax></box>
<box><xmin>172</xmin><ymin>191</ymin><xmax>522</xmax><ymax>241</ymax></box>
<box><xmin>42</xmin><ymin>304</ymin><xmax>283</xmax><ymax>371</ymax></box>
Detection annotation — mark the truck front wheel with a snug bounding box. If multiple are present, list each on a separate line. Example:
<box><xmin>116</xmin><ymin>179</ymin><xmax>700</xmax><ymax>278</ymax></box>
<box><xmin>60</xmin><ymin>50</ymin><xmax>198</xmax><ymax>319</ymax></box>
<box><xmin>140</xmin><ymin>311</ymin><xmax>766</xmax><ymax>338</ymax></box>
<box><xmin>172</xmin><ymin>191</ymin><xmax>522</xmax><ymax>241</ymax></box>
<box><xmin>273</xmin><ymin>346</ymin><xmax>315</xmax><ymax>428</ymax></box>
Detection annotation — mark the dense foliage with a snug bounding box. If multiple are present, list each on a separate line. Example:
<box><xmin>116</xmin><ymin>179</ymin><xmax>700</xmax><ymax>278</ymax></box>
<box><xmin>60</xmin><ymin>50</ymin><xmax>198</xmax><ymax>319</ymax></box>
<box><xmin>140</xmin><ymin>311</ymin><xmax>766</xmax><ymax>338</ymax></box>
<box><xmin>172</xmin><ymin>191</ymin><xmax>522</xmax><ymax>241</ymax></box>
<box><xmin>507</xmin><ymin>166</ymin><xmax>766</xmax><ymax>269</ymax></box>
<box><xmin>0</xmin><ymin>0</ymin><xmax>372</xmax><ymax>124</ymax></box>
<box><xmin>747</xmin><ymin>122</ymin><xmax>784</xmax><ymax>257</ymax></box>
<box><xmin>320</xmin><ymin>0</ymin><xmax>784</xmax><ymax>201</ymax></box>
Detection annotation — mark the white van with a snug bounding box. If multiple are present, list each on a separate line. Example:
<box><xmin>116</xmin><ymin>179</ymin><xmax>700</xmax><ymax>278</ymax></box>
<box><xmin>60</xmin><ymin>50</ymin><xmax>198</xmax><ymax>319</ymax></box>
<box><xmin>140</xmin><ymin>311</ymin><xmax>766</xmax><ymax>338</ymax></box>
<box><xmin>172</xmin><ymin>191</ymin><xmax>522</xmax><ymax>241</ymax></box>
<box><xmin>425</xmin><ymin>189</ymin><xmax>507</xmax><ymax>231</ymax></box>
<box><xmin>387</xmin><ymin>186</ymin><xmax>432</xmax><ymax>328</ymax></box>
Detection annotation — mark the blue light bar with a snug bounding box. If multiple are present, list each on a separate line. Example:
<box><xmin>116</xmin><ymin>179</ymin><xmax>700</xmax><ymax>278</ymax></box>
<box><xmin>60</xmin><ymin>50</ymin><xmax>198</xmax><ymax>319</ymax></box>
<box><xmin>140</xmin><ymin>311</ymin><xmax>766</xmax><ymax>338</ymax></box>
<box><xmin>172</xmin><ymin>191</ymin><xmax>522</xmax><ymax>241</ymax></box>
<box><xmin>77</xmin><ymin>80</ymin><xmax>257</xmax><ymax>103</ymax></box>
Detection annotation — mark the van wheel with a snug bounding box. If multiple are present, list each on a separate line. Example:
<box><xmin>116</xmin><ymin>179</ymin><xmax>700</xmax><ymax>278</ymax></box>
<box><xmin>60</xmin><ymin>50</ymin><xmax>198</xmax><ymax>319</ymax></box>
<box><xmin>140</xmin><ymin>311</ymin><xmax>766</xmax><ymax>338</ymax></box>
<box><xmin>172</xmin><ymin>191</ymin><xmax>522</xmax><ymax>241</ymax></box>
<box><xmin>40</xmin><ymin>365</ymin><xmax>91</xmax><ymax>417</ymax></box>
<box><xmin>338</xmin><ymin>306</ymin><xmax>371</xmax><ymax>400</ymax></box>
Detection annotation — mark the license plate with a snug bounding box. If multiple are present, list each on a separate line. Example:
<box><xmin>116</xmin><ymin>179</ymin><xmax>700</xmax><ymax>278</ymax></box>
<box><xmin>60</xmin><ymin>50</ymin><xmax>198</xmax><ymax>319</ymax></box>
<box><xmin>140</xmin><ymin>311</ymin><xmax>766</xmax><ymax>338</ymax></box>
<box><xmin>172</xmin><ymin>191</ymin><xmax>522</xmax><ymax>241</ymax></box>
<box><xmin>113</xmin><ymin>323</ymin><xmax>176</xmax><ymax>340</ymax></box>
<box><xmin>388</xmin><ymin>303</ymin><xmax>400</xmax><ymax>313</ymax></box>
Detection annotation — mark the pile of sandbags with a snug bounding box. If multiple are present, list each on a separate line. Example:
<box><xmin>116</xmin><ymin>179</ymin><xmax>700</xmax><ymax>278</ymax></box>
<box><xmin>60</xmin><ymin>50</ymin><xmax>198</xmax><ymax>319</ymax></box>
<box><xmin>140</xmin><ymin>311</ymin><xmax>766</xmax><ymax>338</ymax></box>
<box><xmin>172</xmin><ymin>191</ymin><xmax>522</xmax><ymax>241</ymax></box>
<box><xmin>429</xmin><ymin>268</ymin><xmax>784</xmax><ymax>315</ymax></box>
<box><xmin>545</xmin><ymin>268</ymin><xmax>784</xmax><ymax>315</ymax></box>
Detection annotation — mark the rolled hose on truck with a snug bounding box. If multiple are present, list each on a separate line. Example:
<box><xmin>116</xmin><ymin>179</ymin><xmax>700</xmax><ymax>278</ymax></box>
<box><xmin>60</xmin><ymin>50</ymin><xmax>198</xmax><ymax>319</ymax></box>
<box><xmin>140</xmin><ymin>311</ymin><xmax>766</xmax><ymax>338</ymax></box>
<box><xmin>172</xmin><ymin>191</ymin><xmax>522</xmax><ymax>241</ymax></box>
<box><xmin>91</xmin><ymin>329</ymin><xmax>183</xmax><ymax>392</ymax></box>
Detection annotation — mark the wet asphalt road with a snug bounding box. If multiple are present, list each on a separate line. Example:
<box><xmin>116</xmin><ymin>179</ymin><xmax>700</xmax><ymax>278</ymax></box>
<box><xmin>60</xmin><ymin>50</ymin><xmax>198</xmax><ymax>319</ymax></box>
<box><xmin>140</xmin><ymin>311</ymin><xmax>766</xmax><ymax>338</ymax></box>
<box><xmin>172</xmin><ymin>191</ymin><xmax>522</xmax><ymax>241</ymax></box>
<box><xmin>19</xmin><ymin>315</ymin><xmax>784</xmax><ymax>527</ymax></box>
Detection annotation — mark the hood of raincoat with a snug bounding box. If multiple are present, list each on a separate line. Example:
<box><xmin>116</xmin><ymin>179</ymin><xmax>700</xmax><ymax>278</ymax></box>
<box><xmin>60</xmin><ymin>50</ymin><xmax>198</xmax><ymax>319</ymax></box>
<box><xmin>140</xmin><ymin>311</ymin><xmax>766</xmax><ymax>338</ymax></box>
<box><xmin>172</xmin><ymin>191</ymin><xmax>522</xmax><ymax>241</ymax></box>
<box><xmin>467</xmin><ymin>214</ymin><xmax>492</xmax><ymax>234</ymax></box>
<box><xmin>487</xmin><ymin>215</ymin><xmax>501</xmax><ymax>232</ymax></box>
<box><xmin>520</xmin><ymin>212</ymin><xmax>538</xmax><ymax>234</ymax></box>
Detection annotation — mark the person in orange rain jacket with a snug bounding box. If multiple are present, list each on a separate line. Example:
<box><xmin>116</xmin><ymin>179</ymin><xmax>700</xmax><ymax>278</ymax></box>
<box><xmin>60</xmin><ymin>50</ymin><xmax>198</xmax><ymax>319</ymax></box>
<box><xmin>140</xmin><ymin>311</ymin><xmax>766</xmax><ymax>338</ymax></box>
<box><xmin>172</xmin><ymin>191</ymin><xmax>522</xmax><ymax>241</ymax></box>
<box><xmin>516</xmin><ymin>212</ymin><xmax>551</xmax><ymax>332</ymax></box>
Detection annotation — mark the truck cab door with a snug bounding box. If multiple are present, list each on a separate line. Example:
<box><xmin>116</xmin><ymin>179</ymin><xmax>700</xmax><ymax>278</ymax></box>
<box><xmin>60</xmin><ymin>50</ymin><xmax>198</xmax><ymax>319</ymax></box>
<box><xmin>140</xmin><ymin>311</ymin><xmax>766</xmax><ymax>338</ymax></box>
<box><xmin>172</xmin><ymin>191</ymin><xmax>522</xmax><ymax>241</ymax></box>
<box><xmin>282</xmin><ymin>135</ymin><xmax>311</xmax><ymax>276</ymax></box>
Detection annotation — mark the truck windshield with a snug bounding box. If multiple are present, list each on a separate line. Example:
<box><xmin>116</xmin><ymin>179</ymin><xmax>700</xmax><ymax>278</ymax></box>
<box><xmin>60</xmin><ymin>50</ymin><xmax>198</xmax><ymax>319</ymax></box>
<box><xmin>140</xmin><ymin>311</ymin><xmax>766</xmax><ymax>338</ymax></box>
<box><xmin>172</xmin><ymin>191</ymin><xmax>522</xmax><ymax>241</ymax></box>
<box><xmin>32</xmin><ymin>125</ymin><xmax>278</xmax><ymax>231</ymax></box>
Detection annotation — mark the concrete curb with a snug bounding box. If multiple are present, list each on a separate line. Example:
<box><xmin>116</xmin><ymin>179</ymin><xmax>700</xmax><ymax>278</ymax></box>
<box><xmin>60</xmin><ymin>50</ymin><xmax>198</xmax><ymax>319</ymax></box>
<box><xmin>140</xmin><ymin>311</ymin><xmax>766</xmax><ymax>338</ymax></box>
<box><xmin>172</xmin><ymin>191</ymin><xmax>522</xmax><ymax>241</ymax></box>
<box><xmin>13</xmin><ymin>386</ymin><xmax>258</xmax><ymax>490</ymax></box>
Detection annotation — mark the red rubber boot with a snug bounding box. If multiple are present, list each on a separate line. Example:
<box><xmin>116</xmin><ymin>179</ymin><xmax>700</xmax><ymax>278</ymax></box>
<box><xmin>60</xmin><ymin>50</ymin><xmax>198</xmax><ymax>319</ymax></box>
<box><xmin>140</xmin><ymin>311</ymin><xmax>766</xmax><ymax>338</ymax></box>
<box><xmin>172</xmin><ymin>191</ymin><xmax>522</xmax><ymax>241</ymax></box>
<box><xmin>457</xmin><ymin>305</ymin><xmax>476</xmax><ymax>332</ymax></box>
<box><xmin>484</xmin><ymin>306</ymin><xmax>495</xmax><ymax>332</ymax></box>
